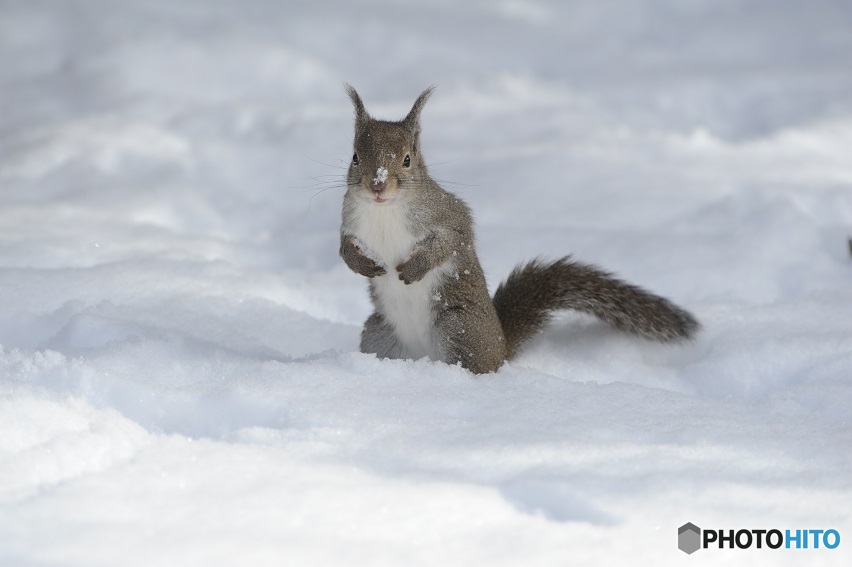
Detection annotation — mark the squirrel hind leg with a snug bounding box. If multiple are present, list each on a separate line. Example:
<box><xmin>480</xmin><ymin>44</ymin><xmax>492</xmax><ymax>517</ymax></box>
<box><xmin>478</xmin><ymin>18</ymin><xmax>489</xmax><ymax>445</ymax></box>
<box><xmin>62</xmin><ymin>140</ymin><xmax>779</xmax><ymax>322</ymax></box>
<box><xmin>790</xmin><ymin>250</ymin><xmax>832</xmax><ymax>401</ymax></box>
<box><xmin>360</xmin><ymin>312</ymin><xmax>406</xmax><ymax>360</ymax></box>
<box><xmin>434</xmin><ymin>306</ymin><xmax>508</xmax><ymax>374</ymax></box>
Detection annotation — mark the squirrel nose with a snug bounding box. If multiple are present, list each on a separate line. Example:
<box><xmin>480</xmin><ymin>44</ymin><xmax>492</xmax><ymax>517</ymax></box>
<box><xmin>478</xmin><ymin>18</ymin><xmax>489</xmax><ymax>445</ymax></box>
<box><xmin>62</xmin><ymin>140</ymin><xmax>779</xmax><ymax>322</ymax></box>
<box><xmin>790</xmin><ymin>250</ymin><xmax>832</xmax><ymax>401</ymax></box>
<box><xmin>371</xmin><ymin>181</ymin><xmax>386</xmax><ymax>194</ymax></box>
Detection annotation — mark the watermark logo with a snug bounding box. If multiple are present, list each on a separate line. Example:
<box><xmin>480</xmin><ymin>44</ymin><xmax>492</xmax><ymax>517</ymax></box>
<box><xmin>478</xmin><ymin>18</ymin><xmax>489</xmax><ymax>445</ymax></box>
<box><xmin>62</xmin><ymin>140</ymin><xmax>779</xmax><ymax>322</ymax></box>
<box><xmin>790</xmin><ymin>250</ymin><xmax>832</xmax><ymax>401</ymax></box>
<box><xmin>678</xmin><ymin>523</ymin><xmax>840</xmax><ymax>554</ymax></box>
<box><xmin>678</xmin><ymin>523</ymin><xmax>701</xmax><ymax>555</ymax></box>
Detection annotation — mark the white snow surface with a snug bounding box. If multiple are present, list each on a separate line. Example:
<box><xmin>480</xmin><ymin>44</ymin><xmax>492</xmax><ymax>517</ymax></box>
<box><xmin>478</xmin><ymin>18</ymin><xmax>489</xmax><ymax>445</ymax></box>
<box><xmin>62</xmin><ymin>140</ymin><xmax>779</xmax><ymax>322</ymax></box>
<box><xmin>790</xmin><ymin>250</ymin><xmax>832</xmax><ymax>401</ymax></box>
<box><xmin>1</xmin><ymin>1</ymin><xmax>851</xmax><ymax>565</ymax></box>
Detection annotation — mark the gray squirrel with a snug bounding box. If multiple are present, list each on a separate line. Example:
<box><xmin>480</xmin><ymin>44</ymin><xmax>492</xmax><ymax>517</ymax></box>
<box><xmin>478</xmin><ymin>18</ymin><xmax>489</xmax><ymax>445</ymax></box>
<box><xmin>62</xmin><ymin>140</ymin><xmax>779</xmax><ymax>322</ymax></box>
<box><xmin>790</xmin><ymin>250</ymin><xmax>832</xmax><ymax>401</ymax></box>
<box><xmin>340</xmin><ymin>85</ymin><xmax>699</xmax><ymax>374</ymax></box>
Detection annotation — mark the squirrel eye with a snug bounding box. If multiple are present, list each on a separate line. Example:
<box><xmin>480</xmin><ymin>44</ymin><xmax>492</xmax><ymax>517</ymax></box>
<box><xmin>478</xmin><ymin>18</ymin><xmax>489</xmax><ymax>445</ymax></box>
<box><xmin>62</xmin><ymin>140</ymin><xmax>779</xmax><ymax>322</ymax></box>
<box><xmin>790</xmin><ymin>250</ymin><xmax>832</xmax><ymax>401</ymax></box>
<box><xmin>403</xmin><ymin>154</ymin><xmax>411</xmax><ymax>168</ymax></box>
<box><xmin>352</xmin><ymin>153</ymin><xmax>359</xmax><ymax>166</ymax></box>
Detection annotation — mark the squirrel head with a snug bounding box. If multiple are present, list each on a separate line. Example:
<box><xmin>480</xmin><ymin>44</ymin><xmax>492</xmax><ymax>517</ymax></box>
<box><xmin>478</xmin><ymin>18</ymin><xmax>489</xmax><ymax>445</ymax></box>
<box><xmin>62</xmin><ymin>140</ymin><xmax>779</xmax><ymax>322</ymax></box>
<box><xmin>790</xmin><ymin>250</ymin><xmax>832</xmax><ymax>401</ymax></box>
<box><xmin>345</xmin><ymin>84</ymin><xmax>435</xmax><ymax>205</ymax></box>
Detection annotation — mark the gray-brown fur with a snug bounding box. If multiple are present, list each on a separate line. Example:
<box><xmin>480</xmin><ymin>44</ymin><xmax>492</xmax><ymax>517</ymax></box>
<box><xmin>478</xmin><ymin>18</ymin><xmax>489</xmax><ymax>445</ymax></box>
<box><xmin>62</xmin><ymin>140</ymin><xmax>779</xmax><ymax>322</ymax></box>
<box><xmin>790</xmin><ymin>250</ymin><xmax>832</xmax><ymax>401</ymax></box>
<box><xmin>492</xmin><ymin>257</ymin><xmax>700</xmax><ymax>359</ymax></box>
<box><xmin>340</xmin><ymin>85</ymin><xmax>699</xmax><ymax>374</ymax></box>
<box><xmin>339</xmin><ymin>234</ymin><xmax>387</xmax><ymax>278</ymax></box>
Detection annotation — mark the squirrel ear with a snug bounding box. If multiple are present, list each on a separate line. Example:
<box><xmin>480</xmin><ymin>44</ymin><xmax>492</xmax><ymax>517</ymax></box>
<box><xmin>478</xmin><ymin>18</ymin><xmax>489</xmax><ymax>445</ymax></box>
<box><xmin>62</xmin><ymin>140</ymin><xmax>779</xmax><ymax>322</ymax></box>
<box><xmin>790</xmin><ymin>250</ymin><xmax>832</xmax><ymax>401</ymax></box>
<box><xmin>344</xmin><ymin>83</ymin><xmax>369</xmax><ymax>122</ymax></box>
<box><xmin>403</xmin><ymin>86</ymin><xmax>436</xmax><ymax>131</ymax></box>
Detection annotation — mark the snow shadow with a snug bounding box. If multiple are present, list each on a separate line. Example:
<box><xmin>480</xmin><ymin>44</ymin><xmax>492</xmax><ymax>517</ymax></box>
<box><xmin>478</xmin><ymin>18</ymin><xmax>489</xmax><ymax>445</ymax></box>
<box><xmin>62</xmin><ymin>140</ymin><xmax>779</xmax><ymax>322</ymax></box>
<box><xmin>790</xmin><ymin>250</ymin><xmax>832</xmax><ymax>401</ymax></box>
<box><xmin>499</xmin><ymin>478</ymin><xmax>618</xmax><ymax>526</ymax></box>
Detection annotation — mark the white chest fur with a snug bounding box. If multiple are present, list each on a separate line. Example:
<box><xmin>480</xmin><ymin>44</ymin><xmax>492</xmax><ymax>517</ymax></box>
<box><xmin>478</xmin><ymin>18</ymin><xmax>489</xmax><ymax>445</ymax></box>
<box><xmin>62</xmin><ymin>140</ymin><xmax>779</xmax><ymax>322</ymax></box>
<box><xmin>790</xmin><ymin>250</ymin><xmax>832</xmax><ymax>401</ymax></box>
<box><xmin>346</xmin><ymin>199</ymin><xmax>449</xmax><ymax>360</ymax></box>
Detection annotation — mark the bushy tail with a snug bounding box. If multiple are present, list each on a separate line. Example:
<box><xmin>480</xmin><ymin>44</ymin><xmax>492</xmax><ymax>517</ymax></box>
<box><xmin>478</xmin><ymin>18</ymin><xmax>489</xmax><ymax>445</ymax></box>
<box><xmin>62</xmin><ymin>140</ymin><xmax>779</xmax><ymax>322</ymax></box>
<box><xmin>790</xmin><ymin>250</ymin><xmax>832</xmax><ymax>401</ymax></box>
<box><xmin>491</xmin><ymin>257</ymin><xmax>699</xmax><ymax>358</ymax></box>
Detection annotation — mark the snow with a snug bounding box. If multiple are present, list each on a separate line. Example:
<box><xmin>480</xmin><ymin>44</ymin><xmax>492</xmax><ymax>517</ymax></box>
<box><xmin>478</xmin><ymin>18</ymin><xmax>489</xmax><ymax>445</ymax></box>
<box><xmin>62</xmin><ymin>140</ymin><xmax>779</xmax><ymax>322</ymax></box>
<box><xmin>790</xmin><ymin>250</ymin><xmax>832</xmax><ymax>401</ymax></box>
<box><xmin>374</xmin><ymin>166</ymin><xmax>389</xmax><ymax>184</ymax></box>
<box><xmin>350</xmin><ymin>236</ymin><xmax>386</xmax><ymax>268</ymax></box>
<box><xmin>1</xmin><ymin>0</ymin><xmax>851</xmax><ymax>565</ymax></box>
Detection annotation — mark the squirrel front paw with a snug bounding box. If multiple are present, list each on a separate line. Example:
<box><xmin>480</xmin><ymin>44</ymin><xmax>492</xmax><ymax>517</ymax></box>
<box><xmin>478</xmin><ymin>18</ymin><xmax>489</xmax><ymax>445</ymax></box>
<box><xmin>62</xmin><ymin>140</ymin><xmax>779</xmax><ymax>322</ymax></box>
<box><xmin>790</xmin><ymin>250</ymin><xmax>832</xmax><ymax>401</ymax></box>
<box><xmin>396</xmin><ymin>252</ymin><xmax>430</xmax><ymax>284</ymax></box>
<box><xmin>340</xmin><ymin>237</ymin><xmax>387</xmax><ymax>278</ymax></box>
<box><xmin>358</xmin><ymin>259</ymin><xmax>387</xmax><ymax>278</ymax></box>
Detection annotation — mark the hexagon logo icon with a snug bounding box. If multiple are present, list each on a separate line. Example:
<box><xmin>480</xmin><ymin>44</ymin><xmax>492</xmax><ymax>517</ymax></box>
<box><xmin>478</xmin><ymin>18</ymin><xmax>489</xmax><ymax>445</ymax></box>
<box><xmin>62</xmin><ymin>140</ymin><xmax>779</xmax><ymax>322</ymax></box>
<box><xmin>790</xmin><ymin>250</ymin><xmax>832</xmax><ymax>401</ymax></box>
<box><xmin>678</xmin><ymin>523</ymin><xmax>701</xmax><ymax>554</ymax></box>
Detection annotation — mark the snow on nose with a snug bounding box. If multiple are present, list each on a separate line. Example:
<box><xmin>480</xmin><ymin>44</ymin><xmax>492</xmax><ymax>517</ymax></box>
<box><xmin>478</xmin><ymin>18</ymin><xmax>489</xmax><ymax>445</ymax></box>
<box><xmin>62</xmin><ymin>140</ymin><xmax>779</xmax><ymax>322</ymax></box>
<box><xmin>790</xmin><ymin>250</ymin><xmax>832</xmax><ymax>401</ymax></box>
<box><xmin>373</xmin><ymin>166</ymin><xmax>388</xmax><ymax>186</ymax></box>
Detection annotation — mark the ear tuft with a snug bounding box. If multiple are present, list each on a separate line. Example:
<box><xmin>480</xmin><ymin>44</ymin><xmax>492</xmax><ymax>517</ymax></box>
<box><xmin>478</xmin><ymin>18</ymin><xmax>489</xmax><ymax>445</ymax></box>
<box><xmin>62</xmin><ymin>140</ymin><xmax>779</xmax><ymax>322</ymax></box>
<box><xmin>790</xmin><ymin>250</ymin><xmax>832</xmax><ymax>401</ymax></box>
<box><xmin>344</xmin><ymin>83</ymin><xmax>369</xmax><ymax>122</ymax></box>
<box><xmin>403</xmin><ymin>86</ymin><xmax>436</xmax><ymax>131</ymax></box>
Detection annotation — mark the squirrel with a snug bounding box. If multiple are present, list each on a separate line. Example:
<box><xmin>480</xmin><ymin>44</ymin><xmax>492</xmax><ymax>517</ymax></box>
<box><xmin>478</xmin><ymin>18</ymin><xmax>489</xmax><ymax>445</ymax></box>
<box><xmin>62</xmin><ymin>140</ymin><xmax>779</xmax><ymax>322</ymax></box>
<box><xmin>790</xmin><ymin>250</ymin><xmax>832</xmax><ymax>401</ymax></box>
<box><xmin>339</xmin><ymin>85</ymin><xmax>699</xmax><ymax>374</ymax></box>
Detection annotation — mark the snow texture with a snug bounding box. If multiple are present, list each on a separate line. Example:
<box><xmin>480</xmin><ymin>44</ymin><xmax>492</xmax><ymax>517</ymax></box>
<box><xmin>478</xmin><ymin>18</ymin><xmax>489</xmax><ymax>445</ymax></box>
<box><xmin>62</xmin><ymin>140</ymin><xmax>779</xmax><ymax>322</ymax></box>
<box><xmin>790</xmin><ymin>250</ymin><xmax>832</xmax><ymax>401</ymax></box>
<box><xmin>374</xmin><ymin>166</ymin><xmax>389</xmax><ymax>184</ymax></box>
<box><xmin>1</xmin><ymin>1</ymin><xmax>851</xmax><ymax>565</ymax></box>
<box><xmin>350</xmin><ymin>236</ymin><xmax>386</xmax><ymax>268</ymax></box>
